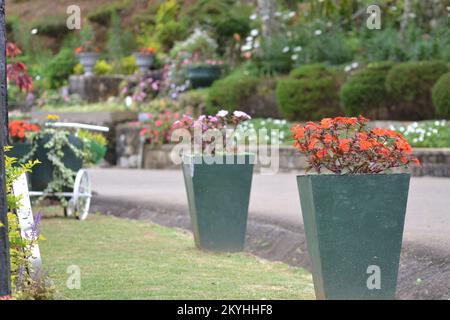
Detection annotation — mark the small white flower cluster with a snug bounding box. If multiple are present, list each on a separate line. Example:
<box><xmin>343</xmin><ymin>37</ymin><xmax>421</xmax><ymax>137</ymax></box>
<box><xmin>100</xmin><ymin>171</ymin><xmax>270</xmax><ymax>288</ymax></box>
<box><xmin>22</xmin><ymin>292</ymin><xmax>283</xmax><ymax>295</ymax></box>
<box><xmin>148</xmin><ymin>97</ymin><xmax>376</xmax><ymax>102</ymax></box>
<box><xmin>281</xmin><ymin>46</ymin><xmax>303</xmax><ymax>61</ymax></box>
<box><xmin>391</xmin><ymin>120</ymin><xmax>449</xmax><ymax>147</ymax></box>
<box><xmin>344</xmin><ymin>62</ymin><xmax>360</xmax><ymax>73</ymax></box>
<box><xmin>235</xmin><ymin>118</ymin><xmax>291</xmax><ymax>145</ymax></box>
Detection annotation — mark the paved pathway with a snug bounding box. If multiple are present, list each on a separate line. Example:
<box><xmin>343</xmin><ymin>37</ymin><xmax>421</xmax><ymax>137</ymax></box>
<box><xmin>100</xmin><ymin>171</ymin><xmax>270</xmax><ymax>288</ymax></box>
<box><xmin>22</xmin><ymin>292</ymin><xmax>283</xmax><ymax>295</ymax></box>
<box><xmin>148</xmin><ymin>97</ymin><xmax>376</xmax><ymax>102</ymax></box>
<box><xmin>89</xmin><ymin>168</ymin><xmax>450</xmax><ymax>255</ymax></box>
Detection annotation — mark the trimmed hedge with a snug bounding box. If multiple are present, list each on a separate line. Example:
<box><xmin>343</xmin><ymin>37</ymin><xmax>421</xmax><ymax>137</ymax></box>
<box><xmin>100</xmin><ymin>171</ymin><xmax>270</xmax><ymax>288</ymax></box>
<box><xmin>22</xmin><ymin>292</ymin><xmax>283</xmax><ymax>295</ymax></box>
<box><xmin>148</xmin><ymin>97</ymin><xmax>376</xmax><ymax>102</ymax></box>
<box><xmin>340</xmin><ymin>61</ymin><xmax>394</xmax><ymax>119</ymax></box>
<box><xmin>276</xmin><ymin>64</ymin><xmax>343</xmax><ymax>121</ymax></box>
<box><xmin>386</xmin><ymin>60</ymin><xmax>448</xmax><ymax>120</ymax></box>
<box><xmin>206</xmin><ymin>70</ymin><xmax>281</xmax><ymax>117</ymax></box>
<box><xmin>206</xmin><ymin>70</ymin><xmax>259</xmax><ymax>114</ymax></box>
<box><xmin>432</xmin><ymin>72</ymin><xmax>450</xmax><ymax>118</ymax></box>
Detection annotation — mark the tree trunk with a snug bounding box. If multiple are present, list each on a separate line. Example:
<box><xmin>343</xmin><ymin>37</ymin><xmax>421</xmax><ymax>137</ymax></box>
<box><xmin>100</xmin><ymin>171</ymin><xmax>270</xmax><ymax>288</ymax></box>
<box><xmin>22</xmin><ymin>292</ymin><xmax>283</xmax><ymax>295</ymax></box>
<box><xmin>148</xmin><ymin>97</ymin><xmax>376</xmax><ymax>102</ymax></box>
<box><xmin>0</xmin><ymin>0</ymin><xmax>10</xmax><ymax>297</ymax></box>
<box><xmin>400</xmin><ymin>0</ymin><xmax>411</xmax><ymax>43</ymax></box>
<box><xmin>257</xmin><ymin>0</ymin><xmax>279</xmax><ymax>39</ymax></box>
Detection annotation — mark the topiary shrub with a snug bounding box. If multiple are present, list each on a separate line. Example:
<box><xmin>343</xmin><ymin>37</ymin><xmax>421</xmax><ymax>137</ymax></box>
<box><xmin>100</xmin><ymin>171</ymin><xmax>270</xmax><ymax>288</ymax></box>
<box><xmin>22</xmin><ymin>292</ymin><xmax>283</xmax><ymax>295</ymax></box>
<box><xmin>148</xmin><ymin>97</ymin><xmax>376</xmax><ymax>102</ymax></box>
<box><xmin>386</xmin><ymin>60</ymin><xmax>448</xmax><ymax>120</ymax></box>
<box><xmin>45</xmin><ymin>48</ymin><xmax>79</xmax><ymax>89</ymax></box>
<box><xmin>432</xmin><ymin>72</ymin><xmax>450</xmax><ymax>118</ymax></box>
<box><xmin>206</xmin><ymin>70</ymin><xmax>259</xmax><ymax>114</ymax></box>
<box><xmin>276</xmin><ymin>64</ymin><xmax>343</xmax><ymax>121</ymax></box>
<box><xmin>340</xmin><ymin>61</ymin><xmax>394</xmax><ymax>119</ymax></box>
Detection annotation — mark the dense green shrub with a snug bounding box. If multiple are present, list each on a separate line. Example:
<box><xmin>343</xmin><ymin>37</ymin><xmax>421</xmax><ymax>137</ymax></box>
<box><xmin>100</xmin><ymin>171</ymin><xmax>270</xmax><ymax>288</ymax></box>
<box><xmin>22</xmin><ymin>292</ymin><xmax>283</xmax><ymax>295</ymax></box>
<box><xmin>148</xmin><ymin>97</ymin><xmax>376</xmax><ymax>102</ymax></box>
<box><xmin>340</xmin><ymin>61</ymin><xmax>394</xmax><ymax>119</ymax></box>
<box><xmin>94</xmin><ymin>60</ymin><xmax>113</xmax><ymax>75</ymax></box>
<box><xmin>206</xmin><ymin>70</ymin><xmax>259</xmax><ymax>114</ymax></box>
<box><xmin>386</xmin><ymin>61</ymin><xmax>448</xmax><ymax>120</ymax></box>
<box><xmin>45</xmin><ymin>48</ymin><xmax>79</xmax><ymax>89</ymax></box>
<box><xmin>87</xmin><ymin>2</ymin><xmax>127</xmax><ymax>26</ymax></box>
<box><xmin>432</xmin><ymin>73</ymin><xmax>450</xmax><ymax>118</ymax></box>
<box><xmin>276</xmin><ymin>64</ymin><xmax>343</xmax><ymax>121</ymax></box>
<box><xmin>33</xmin><ymin>17</ymin><xmax>68</xmax><ymax>39</ymax></box>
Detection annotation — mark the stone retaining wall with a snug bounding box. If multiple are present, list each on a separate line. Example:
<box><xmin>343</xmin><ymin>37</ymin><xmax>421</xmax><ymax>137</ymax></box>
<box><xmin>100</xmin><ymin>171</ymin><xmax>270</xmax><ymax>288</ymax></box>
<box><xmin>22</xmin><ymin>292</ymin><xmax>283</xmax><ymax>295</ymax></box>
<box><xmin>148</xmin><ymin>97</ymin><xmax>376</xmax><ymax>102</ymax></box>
<box><xmin>115</xmin><ymin>122</ymin><xmax>450</xmax><ymax>176</ymax></box>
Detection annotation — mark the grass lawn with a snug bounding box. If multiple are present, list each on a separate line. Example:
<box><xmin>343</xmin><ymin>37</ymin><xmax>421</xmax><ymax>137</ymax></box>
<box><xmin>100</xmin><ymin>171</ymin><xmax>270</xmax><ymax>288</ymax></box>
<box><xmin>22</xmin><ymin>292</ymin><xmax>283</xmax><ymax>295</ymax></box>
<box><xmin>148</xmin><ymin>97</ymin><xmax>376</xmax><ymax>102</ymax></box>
<box><xmin>39</xmin><ymin>213</ymin><xmax>315</xmax><ymax>300</ymax></box>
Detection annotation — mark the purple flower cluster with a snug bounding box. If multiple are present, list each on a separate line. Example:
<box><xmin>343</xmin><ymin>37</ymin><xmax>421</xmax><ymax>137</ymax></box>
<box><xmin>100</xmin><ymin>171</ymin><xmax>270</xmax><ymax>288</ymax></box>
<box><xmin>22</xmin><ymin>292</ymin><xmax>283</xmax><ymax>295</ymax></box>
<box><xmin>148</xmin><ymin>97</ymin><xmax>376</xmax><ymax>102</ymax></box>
<box><xmin>171</xmin><ymin>110</ymin><xmax>251</xmax><ymax>154</ymax></box>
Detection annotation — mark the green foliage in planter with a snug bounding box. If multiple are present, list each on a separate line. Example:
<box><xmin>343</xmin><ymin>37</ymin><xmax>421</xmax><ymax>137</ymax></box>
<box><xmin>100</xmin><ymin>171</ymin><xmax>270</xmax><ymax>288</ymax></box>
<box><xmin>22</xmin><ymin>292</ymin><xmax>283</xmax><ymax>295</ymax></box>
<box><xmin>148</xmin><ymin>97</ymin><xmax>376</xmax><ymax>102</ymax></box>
<box><xmin>93</xmin><ymin>60</ymin><xmax>113</xmax><ymax>75</ymax></box>
<box><xmin>23</xmin><ymin>129</ymin><xmax>84</xmax><ymax>205</ymax></box>
<box><xmin>78</xmin><ymin>130</ymin><xmax>108</xmax><ymax>165</ymax></box>
<box><xmin>386</xmin><ymin>61</ymin><xmax>448</xmax><ymax>120</ymax></box>
<box><xmin>206</xmin><ymin>69</ymin><xmax>259</xmax><ymax>114</ymax></box>
<box><xmin>432</xmin><ymin>73</ymin><xmax>450</xmax><ymax>118</ymax></box>
<box><xmin>276</xmin><ymin>64</ymin><xmax>343</xmax><ymax>121</ymax></box>
<box><xmin>340</xmin><ymin>61</ymin><xmax>394</xmax><ymax>118</ymax></box>
<box><xmin>45</xmin><ymin>48</ymin><xmax>78</xmax><ymax>89</ymax></box>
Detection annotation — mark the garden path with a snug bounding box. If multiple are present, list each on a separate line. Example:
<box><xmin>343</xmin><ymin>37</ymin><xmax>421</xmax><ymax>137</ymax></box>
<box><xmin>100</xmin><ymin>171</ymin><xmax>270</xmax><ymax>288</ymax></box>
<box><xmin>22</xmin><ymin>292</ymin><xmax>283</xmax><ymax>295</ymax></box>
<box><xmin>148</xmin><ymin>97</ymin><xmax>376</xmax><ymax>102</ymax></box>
<box><xmin>89</xmin><ymin>168</ymin><xmax>450</xmax><ymax>255</ymax></box>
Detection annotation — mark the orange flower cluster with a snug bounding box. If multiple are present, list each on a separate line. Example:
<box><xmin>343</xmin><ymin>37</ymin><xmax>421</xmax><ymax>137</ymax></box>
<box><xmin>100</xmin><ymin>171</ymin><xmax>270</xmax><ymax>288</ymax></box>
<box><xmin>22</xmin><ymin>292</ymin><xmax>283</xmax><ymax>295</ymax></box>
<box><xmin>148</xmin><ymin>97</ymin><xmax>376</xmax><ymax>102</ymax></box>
<box><xmin>9</xmin><ymin>120</ymin><xmax>40</xmax><ymax>142</ymax></box>
<box><xmin>292</xmin><ymin>116</ymin><xmax>420</xmax><ymax>174</ymax></box>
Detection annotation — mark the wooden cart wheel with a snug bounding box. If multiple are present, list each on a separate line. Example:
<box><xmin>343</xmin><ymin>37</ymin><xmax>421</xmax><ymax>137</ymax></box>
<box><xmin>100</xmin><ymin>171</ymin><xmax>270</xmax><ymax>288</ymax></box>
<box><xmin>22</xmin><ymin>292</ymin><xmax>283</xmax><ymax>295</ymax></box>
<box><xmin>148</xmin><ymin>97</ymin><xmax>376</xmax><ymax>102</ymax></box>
<box><xmin>72</xmin><ymin>170</ymin><xmax>91</xmax><ymax>221</ymax></box>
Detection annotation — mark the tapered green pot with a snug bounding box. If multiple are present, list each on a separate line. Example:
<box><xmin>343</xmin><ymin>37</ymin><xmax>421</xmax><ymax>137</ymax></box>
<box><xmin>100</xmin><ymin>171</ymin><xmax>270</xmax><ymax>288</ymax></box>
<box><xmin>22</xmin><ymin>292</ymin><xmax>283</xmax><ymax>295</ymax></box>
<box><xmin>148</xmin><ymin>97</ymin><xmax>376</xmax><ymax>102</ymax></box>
<box><xmin>7</xmin><ymin>142</ymin><xmax>32</xmax><ymax>161</ymax></box>
<box><xmin>297</xmin><ymin>173</ymin><xmax>410</xmax><ymax>300</ymax></box>
<box><xmin>182</xmin><ymin>154</ymin><xmax>254</xmax><ymax>252</ymax></box>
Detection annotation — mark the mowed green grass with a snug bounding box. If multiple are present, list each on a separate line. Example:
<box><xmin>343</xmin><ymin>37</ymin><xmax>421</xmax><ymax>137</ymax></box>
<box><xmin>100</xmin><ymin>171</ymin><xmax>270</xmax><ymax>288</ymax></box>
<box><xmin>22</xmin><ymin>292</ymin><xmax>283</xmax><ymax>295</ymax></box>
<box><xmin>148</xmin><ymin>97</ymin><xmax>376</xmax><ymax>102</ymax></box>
<box><xmin>39</xmin><ymin>213</ymin><xmax>315</xmax><ymax>300</ymax></box>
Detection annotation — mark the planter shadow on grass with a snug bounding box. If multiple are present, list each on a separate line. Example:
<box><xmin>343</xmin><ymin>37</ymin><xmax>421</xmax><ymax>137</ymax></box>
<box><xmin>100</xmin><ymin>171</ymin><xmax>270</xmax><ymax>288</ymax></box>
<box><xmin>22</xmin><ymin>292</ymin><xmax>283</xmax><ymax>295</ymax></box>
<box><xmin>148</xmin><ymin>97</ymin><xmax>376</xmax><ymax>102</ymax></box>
<box><xmin>297</xmin><ymin>173</ymin><xmax>410</xmax><ymax>300</ymax></box>
<box><xmin>182</xmin><ymin>154</ymin><xmax>254</xmax><ymax>252</ymax></box>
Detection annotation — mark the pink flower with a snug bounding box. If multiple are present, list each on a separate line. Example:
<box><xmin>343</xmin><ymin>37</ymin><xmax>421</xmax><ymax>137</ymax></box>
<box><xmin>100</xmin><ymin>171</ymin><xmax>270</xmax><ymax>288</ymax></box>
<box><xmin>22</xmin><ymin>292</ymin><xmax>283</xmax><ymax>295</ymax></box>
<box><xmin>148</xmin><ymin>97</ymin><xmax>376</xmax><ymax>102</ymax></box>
<box><xmin>155</xmin><ymin>120</ymin><xmax>162</xmax><ymax>127</ymax></box>
<box><xmin>152</xmin><ymin>83</ymin><xmax>159</xmax><ymax>90</ymax></box>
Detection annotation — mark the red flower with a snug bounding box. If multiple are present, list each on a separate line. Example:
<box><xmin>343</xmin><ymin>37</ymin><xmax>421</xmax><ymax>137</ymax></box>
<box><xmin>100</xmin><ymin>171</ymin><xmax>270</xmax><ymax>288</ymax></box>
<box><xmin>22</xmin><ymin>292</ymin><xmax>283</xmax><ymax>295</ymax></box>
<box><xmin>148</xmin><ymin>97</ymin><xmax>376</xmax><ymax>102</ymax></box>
<box><xmin>291</xmin><ymin>115</ymin><xmax>419</xmax><ymax>174</ymax></box>
<box><xmin>339</xmin><ymin>138</ymin><xmax>350</xmax><ymax>153</ymax></box>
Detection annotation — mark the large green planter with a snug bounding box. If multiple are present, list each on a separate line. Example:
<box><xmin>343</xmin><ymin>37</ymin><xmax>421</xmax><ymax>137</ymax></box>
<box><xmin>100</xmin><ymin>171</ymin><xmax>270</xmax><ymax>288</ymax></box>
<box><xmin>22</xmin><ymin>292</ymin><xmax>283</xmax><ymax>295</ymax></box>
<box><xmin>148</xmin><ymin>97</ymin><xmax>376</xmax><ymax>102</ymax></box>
<box><xmin>182</xmin><ymin>154</ymin><xmax>254</xmax><ymax>252</ymax></box>
<box><xmin>187</xmin><ymin>65</ymin><xmax>222</xmax><ymax>88</ymax></box>
<box><xmin>7</xmin><ymin>142</ymin><xmax>32</xmax><ymax>161</ymax></box>
<box><xmin>29</xmin><ymin>134</ymin><xmax>83</xmax><ymax>192</ymax></box>
<box><xmin>297</xmin><ymin>173</ymin><xmax>410</xmax><ymax>300</ymax></box>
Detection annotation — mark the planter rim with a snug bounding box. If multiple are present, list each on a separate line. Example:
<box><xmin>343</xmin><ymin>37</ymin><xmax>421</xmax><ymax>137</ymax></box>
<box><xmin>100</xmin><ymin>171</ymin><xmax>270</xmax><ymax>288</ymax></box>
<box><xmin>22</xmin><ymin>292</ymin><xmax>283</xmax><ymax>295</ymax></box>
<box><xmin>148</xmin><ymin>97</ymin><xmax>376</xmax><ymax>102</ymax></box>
<box><xmin>297</xmin><ymin>172</ymin><xmax>410</xmax><ymax>178</ymax></box>
<box><xmin>182</xmin><ymin>153</ymin><xmax>255</xmax><ymax>165</ymax></box>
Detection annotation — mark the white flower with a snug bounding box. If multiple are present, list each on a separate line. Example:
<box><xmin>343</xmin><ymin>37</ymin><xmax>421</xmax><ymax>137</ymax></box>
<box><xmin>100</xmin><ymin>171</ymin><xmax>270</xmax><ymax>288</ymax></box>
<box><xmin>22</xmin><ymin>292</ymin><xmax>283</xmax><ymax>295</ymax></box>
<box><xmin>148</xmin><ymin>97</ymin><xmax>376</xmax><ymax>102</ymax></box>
<box><xmin>291</xmin><ymin>54</ymin><xmax>298</xmax><ymax>61</ymax></box>
<box><xmin>351</xmin><ymin>62</ymin><xmax>359</xmax><ymax>69</ymax></box>
<box><xmin>409</xmin><ymin>13</ymin><xmax>416</xmax><ymax>18</ymax></box>
<box><xmin>344</xmin><ymin>65</ymin><xmax>352</xmax><ymax>72</ymax></box>
<box><xmin>250</xmin><ymin>13</ymin><xmax>257</xmax><ymax>20</ymax></box>
<box><xmin>282</xmin><ymin>46</ymin><xmax>290</xmax><ymax>53</ymax></box>
<box><xmin>233</xmin><ymin>111</ymin><xmax>251</xmax><ymax>119</ymax></box>
<box><xmin>217</xmin><ymin>110</ymin><xmax>229</xmax><ymax>118</ymax></box>
<box><xmin>31</xmin><ymin>28</ymin><xmax>38</xmax><ymax>35</ymax></box>
<box><xmin>241</xmin><ymin>44</ymin><xmax>252</xmax><ymax>52</ymax></box>
<box><xmin>293</xmin><ymin>46</ymin><xmax>302</xmax><ymax>52</ymax></box>
<box><xmin>262</xmin><ymin>15</ymin><xmax>270</xmax><ymax>21</ymax></box>
<box><xmin>125</xmin><ymin>96</ymin><xmax>133</xmax><ymax>107</ymax></box>
<box><xmin>250</xmin><ymin>29</ymin><xmax>259</xmax><ymax>37</ymax></box>
<box><xmin>245</xmin><ymin>36</ymin><xmax>253</xmax><ymax>42</ymax></box>
<box><xmin>288</xmin><ymin>11</ymin><xmax>296</xmax><ymax>18</ymax></box>
<box><xmin>314</xmin><ymin>29</ymin><xmax>322</xmax><ymax>36</ymax></box>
